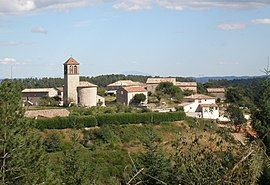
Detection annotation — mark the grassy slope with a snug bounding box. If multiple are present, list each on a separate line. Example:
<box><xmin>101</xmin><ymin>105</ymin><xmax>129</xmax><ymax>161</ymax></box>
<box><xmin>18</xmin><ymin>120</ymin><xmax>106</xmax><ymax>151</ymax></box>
<box><xmin>42</xmin><ymin>119</ymin><xmax>240</xmax><ymax>184</ymax></box>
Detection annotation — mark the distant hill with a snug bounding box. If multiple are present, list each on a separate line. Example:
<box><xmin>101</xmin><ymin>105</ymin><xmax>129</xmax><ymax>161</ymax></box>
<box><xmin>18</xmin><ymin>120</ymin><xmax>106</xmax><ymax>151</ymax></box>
<box><xmin>194</xmin><ymin>76</ymin><xmax>259</xmax><ymax>83</ymax></box>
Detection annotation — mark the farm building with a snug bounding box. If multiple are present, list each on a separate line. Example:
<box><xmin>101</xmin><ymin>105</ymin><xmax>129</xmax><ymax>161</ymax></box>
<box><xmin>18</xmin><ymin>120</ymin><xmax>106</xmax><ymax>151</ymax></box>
<box><xmin>207</xmin><ymin>88</ymin><xmax>226</xmax><ymax>100</ymax></box>
<box><xmin>22</xmin><ymin>88</ymin><xmax>59</xmax><ymax>106</ymax></box>
<box><xmin>107</xmin><ymin>80</ymin><xmax>145</xmax><ymax>95</ymax></box>
<box><xmin>146</xmin><ymin>77</ymin><xmax>176</xmax><ymax>94</ymax></box>
<box><xmin>116</xmin><ymin>86</ymin><xmax>148</xmax><ymax>106</ymax></box>
<box><xmin>176</xmin><ymin>82</ymin><xmax>197</xmax><ymax>92</ymax></box>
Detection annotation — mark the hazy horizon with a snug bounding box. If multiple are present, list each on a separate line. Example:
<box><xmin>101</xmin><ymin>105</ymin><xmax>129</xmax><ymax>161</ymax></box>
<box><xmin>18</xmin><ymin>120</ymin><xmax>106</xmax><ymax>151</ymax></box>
<box><xmin>1</xmin><ymin>1</ymin><xmax>270</xmax><ymax>79</ymax></box>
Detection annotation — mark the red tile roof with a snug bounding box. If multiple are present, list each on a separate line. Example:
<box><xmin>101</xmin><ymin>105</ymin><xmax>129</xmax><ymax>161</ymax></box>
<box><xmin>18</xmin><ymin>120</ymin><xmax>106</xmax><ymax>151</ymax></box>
<box><xmin>123</xmin><ymin>86</ymin><xmax>147</xmax><ymax>93</ymax></box>
<box><xmin>64</xmin><ymin>57</ymin><xmax>79</xmax><ymax>65</ymax></box>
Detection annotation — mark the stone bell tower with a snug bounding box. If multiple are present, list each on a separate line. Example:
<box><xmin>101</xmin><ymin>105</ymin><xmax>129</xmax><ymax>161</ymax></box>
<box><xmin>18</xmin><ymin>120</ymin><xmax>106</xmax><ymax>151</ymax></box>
<box><xmin>63</xmin><ymin>57</ymin><xmax>80</xmax><ymax>106</ymax></box>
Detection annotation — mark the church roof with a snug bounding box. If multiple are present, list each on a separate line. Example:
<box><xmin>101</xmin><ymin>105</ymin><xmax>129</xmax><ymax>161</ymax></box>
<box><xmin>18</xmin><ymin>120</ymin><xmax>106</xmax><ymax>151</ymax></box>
<box><xmin>64</xmin><ymin>57</ymin><xmax>79</xmax><ymax>65</ymax></box>
<box><xmin>78</xmin><ymin>81</ymin><xmax>97</xmax><ymax>88</ymax></box>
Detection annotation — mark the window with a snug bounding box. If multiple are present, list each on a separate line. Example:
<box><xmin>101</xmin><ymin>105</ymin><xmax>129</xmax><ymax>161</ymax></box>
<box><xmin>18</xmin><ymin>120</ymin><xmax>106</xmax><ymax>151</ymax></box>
<box><xmin>74</xmin><ymin>65</ymin><xmax>78</xmax><ymax>74</ymax></box>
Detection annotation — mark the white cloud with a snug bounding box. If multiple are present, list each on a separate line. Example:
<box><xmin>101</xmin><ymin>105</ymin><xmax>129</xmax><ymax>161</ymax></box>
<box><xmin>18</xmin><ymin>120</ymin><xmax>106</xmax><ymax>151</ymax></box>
<box><xmin>157</xmin><ymin>0</ymin><xmax>270</xmax><ymax>10</ymax></box>
<box><xmin>113</xmin><ymin>0</ymin><xmax>152</xmax><ymax>11</ymax></box>
<box><xmin>0</xmin><ymin>57</ymin><xmax>17</xmax><ymax>65</ymax></box>
<box><xmin>31</xmin><ymin>26</ymin><xmax>47</xmax><ymax>34</ymax></box>
<box><xmin>217</xmin><ymin>23</ymin><xmax>246</xmax><ymax>30</ymax></box>
<box><xmin>251</xmin><ymin>18</ymin><xmax>270</xmax><ymax>25</ymax></box>
<box><xmin>1</xmin><ymin>0</ymin><xmax>270</xmax><ymax>15</ymax></box>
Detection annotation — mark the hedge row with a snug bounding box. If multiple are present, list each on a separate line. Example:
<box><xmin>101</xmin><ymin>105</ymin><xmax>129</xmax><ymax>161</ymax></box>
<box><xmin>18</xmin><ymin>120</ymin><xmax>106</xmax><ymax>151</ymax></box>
<box><xmin>35</xmin><ymin>116</ymin><xmax>97</xmax><ymax>130</ymax></box>
<box><xmin>35</xmin><ymin>112</ymin><xmax>186</xmax><ymax>130</ymax></box>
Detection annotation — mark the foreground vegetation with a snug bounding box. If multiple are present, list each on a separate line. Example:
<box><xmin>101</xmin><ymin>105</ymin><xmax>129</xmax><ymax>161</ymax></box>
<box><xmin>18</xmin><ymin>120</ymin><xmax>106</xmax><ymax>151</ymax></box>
<box><xmin>0</xmin><ymin>81</ymin><xmax>270</xmax><ymax>184</ymax></box>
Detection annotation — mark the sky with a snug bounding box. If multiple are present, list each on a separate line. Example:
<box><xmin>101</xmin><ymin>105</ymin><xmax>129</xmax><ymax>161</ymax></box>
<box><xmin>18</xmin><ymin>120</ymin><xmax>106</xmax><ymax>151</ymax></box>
<box><xmin>0</xmin><ymin>0</ymin><xmax>270</xmax><ymax>79</ymax></box>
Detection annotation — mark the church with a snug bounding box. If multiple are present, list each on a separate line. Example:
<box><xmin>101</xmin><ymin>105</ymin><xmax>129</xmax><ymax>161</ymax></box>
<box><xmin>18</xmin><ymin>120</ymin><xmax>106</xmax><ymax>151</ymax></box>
<box><xmin>63</xmin><ymin>57</ymin><xmax>103</xmax><ymax>107</ymax></box>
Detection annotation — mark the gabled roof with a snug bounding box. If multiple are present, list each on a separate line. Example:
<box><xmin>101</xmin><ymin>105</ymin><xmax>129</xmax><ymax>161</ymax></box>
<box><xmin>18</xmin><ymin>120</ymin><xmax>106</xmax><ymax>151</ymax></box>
<box><xmin>64</xmin><ymin>57</ymin><xmax>79</xmax><ymax>65</ymax></box>
<box><xmin>78</xmin><ymin>81</ymin><xmax>97</xmax><ymax>88</ymax></box>
<box><xmin>184</xmin><ymin>94</ymin><xmax>215</xmax><ymax>100</ymax></box>
<box><xmin>146</xmin><ymin>78</ymin><xmax>176</xmax><ymax>84</ymax></box>
<box><xmin>107</xmin><ymin>80</ymin><xmax>144</xmax><ymax>87</ymax></box>
<box><xmin>122</xmin><ymin>86</ymin><xmax>147</xmax><ymax>93</ymax></box>
<box><xmin>207</xmin><ymin>88</ymin><xmax>225</xmax><ymax>93</ymax></box>
<box><xmin>176</xmin><ymin>82</ymin><xmax>197</xmax><ymax>87</ymax></box>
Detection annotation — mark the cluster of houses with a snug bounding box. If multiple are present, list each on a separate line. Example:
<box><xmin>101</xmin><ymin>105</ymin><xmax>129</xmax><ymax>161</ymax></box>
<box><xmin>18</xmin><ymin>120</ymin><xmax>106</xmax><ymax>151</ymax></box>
<box><xmin>22</xmin><ymin>57</ymin><xmax>226</xmax><ymax>120</ymax></box>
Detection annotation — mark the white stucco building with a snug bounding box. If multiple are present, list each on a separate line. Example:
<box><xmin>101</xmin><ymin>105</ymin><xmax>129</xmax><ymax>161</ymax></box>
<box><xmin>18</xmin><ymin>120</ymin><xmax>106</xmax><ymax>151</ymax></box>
<box><xmin>181</xmin><ymin>94</ymin><xmax>219</xmax><ymax>119</ymax></box>
<box><xmin>63</xmin><ymin>57</ymin><xmax>102</xmax><ymax>107</ymax></box>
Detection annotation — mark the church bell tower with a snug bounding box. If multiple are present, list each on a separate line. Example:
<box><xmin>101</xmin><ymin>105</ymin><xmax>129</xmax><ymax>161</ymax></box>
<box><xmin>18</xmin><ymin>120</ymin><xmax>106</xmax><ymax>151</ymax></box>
<box><xmin>63</xmin><ymin>57</ymin><xmax>80</xmax><ymax>106</ymax></box>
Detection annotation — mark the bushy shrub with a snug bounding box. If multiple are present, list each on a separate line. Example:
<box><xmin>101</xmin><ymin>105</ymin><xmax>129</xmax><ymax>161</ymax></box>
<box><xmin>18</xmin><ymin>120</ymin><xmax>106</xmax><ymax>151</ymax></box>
<box><xmin>43</xmin><ymin>133</ymin><xmax>62</xmax><ymax>152</ymax></box>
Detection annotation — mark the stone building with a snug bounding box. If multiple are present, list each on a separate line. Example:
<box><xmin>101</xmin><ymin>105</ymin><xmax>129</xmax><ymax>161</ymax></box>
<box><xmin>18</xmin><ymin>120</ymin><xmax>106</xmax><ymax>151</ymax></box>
<box><xmin>116</xmin><ymin>86</ymin><xmax>148</xmax><ymax>106</ymax></box>
<box><xmin>207</xmin><ymin>88</ymin><xmax>226</xmax><ymax>101</ymax></box>
<box><xmin>146</xmin><ymin>78</ymin><xmax>177</xmax><ymax>94</ymax></box>
<box><xmin>107</xmin><ymin>80</ymin><xmax>145</xmax><ymax>95</ymax></box>
<box><xmin>63</xmin><ymin>57</ymin><xmax>100</xmax><ymax>107</ymax></box>
<box><xmin>176</xmin><ymin>82</ymin><xmax>197</xmax><ymax>93</ymax></box>
<box><xmin>22</xmin><ymin>88</ymin><xmax>59</xmax><ymax>106</ymax></box>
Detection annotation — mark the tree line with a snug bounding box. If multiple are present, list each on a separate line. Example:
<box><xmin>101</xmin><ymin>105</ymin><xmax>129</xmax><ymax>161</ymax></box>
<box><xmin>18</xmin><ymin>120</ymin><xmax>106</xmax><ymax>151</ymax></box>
<box><xmin>4</xmin><ymin>74</ymin><xmax>195</xmax><ymax>88</ymax></box>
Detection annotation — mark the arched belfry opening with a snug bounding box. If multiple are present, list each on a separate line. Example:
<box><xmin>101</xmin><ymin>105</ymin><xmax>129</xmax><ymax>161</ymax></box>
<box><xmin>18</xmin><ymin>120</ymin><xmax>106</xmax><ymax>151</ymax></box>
<box><xmin>74</xmin><ymin>65</ymin><xmax>78</xmax><ymax>74</ymax></box>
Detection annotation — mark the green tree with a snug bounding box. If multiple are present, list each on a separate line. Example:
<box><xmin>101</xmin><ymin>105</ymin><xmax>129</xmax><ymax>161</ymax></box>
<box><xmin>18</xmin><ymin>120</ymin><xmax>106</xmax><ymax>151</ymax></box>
<box><xmin>197</xmin><ymin>83</ymin><xmax>207</xmax><ymax>94</ymax></box>
<box><xmin>0</xmin><ymin>81</ymin><xmax>54</xmax><ymax>184</ymax></box>
<box><xmin>60</xmin><ymin>130</ymin><xmax>92</xmax><ymax>184</ymax></box>
<box><xmin>156</xmin><ymin>82</ymin><xmax>183</xmax><ymax>101</ymax></box>
<box><xmin>226</xmin><ymin>104</ymin><xmax>247</xmax><ymax>132</ymax></box>
<box><xmin>132</xmin><ymin>93</ymin><xmax>147</xmax><ymax>104</ymax></box>
<box><xmin>134</xmin><ymin>131</ymin><xmax>171</xmax><ymax>185</ymax></box>
<box><xmin>251</xmin><ymin>69</ymin><xmax>270</xmax><ymax>155</ymax></box>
